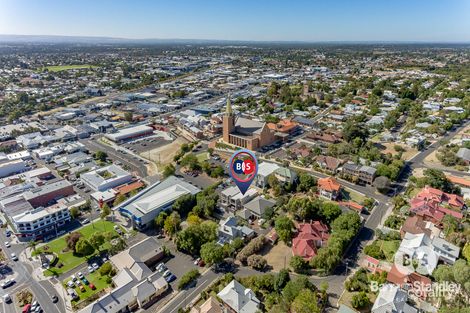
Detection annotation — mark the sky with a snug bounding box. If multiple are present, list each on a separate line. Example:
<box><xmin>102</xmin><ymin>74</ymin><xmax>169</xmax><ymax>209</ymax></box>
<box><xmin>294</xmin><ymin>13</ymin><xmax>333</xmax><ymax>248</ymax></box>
<box><xmin>1</xmin><ymin>0</ymin><xmax>469</xmax><ymax>42</ymax></box>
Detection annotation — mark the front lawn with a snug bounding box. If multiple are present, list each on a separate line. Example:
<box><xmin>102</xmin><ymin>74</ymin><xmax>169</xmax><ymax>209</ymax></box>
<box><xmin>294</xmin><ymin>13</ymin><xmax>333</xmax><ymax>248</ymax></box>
<box><xmin>36</xmin><ymin>220</ymin><xmax>122</xmax><ymax>276</ymax></box>
<box><xmin>377</xmin><ymin>240</ymin><xmax>401</xmax><ymax>262</ymax></box>
<box><xmin>341</xmin><ymin>188</ymin><xmax>367</xmax><ymax>204</ymax></box>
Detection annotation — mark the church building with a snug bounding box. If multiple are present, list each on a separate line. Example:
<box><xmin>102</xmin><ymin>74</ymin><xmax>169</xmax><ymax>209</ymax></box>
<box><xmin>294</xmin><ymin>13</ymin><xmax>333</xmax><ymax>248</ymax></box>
<box><xmin>222</xmin><ymin>97</ymin><xmax>276</xmax><ymax>150</ymax></box>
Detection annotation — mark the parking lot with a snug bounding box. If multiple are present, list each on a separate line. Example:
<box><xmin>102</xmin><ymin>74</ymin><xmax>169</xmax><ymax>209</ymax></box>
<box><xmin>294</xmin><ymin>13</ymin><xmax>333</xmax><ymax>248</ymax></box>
<box><xmin>122</xmin><ymin>136</ymin><xmax>173</xmax><ymax>154</ymax></box>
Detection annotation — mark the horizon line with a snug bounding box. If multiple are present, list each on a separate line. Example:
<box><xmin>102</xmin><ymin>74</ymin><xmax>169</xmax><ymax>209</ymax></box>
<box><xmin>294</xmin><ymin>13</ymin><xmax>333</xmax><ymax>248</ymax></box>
<box><xmin>1</xmin><ymin>34</ymin><xmax>470</xmax><ymax>45</ymax></box>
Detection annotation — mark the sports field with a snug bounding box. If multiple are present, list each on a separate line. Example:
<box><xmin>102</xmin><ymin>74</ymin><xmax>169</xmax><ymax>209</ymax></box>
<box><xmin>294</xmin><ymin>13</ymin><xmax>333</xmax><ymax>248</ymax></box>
<box><xmin>39</xmin><ymin>64</ymin><xmax>97</xmax><ymax>72</ymax></box>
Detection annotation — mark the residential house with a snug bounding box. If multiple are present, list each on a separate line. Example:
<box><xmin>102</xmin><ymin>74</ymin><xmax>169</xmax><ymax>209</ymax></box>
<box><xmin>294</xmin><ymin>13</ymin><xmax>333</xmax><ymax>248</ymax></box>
<box><xmin>317</xmin><ymin>177</ymin><xmax>341</xmax><ymax>200</ymax></box>
<box><xmin>400</xmin><ymin>215</ymin><xmax>441</xmax><ymax>239</ymax></box>
<box><xmin>79</xmin><ymin>238</ymin><xmax>168</xmax><ymax>313</ymax></box>
<box><xmin>387</xmin><ymin>264</ymin><xmax>432</xmax><ymax>300</ymax></box>
<box><xmin>409</xmin><ymin>186</ymin><xmax>464</xmax><ymax>225</ymax></box>
<box><xmin>456</xmin><ymin>147</ymin><xmax>470</xmax><ymax>164</ymax></box>
<box><xmin>217</xmin><ymin>280</ymin><xmax>260</xmax><ymax>313</ymax></box>
<box><xmin>372</xmin><ymin>284</ymin><xmax>418</xmax><ymax>313</ymax></box>
<box><xmin>218</xmin><ymin>216</ymin><xmax>255</xmax><ymax>244</ymax></box>
<box><xmin>190</xmin><ymin>296</ymin><xmax>224</xmax><ymax>313</ymax></box>
<box><xmin>341</xmin><ymin>163</ymin><xmax>376</xmax><ymax>185</ymax></box>
<box><xmin>316</xmin><ymin>155</ymin><xmax>343</xmax><ymax>173</ymax></box>
<box><xmin>220</xmin><ymin>187</ymin><xmax>258</xmax><ymax>211</ymax></box>
<box><xmin>238</xmin><ymin>196</ymin><xmax>276</xmax><ymax>220</ymax></box>
<box><xmin>397</xmin><ymin>233</ymin><xmax>460</xmax><ymax>275</ymax></box>
<box><xmin>292</xmin><ymin>221</ymin><xmax>329</xmax><ymax>261</ymax></box>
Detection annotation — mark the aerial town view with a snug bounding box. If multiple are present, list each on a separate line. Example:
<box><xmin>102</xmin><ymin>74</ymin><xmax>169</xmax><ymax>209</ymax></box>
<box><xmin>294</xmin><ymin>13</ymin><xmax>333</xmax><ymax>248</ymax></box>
<box><xmin>0</xmin><ymin>1</ymin><xmax>469</xmax><ymax>313</ymax></box>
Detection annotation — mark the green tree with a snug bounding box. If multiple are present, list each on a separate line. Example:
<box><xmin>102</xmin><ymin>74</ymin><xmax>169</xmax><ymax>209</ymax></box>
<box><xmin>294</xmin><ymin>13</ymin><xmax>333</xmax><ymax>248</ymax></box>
<box><xmin>113</xmin><ymin>194</ymin><xmax>127</xmax><ymax>207</ymax></box>
<box><xmin>162</xmin><ymin>164</ymin><xmax>176</xmax><ymax>178</ymax></box>
<box><xmin>124</xmin><ymin>112</ymin><xmax>133</xmax><ymax>123</ymax></box>
<box><xmin>172</xmin><ymin>194</ymin><xmax>196</xmax><ymax>216</ymax></box>
<box><xmin>351</xmin><ymin>291</ymin><xmax>371</xmax><ymax>309</ymax></box>
<box><xmin>291</xmin><ymin>289</ymin><xmax>321</xmax><ymax>313</ymax></box>
<box><xmin>155</xmin><ymin>211</ymin><xmax>168</xmax><ymax>229</ymax></box>
<box><xmin>200</xmin><ymin>241</ymin><xmax>224</xmax><ymax>265</ymax></box>
<box><xmin>65</xmin><ymin>232</ymin><xmax>82</xmax><ymax>252</ymax></box>
<box><xmin>177</xmin><ymin>269</ymin><xmax>200</xmax><ymax>290</ymax></box>
<box><xmin>69</xmin><ymin>207</ymin><xmax>80</xmax><ymax>219</ymax></box>
<box><xmin>89</xmin><ymin>232</ymin><xmax>105</xmax><ymax>251</ymax></box>
<box><xmin>290</xmin><ymin>255</ymin><xmax>309</xmax><ymax>274</ymax></box>
<box><xmin>100</xmin><ymin>203</ymin><xmax>111</xmax><ymax>219</ymax></box>
<box><xmin>176</xmin><ymin>221</ymin><xmax>217</xmax><ymax>255</ymax></box>
<box><xmin>275</xmin><ymin>216</ymin><xmax>295</xmax><ymax>243</ymax></box>
<box><xmin>297</xmin><ymin>173</ymin><xmax>317</xmax><ymax>192</ymax></box>
<box><xmin>75</xmin><ymin>238</ymin><xmax>95</xmax><ymax>256</ymax></box>
<box><xmin>320</xmin><ymin>202</ymin><xmax>342</xmax><ymax>225</ymax></box>
<box><xmin>282</xmin><ymin>276</ymin><xmax>314</xmax><ymax>304</ymax></box>
<box><xmin>274</xmin><ymin>269</ymin><xmax>290</xmax><ymax>292</ymax></box>
<box><xmin>99</xmin><ymin>262</ymin><xmax>113</xmax><ymax>276</ymax></box>
<box><xmin>94</xmin><ymin>151</ymin><xmax>108</xmax><ymax>162</ymax></box>
<box><xmin>247</xmin><ymin>255</ymin><xmax>267</xmax><ymax>270</ymax></box>
<box><xmin>164</xmin><ymin>212</ymin><xmax>181</xmax><ymax>237</ymax></box>
<box><xmin>180</xmin><ymin>153</ymin><xmax>200</xmax><ymax>171</ymax></box>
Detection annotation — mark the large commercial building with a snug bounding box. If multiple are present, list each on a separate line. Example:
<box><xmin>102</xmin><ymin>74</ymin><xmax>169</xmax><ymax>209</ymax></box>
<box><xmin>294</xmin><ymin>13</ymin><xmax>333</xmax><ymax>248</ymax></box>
<box><xmin>117</xmin><ymin>176</ymin><xmax>200</xmax><ymax>230</ymax></box>
<box><xmin>23</xmin><ymin>179</ymin><xmax>75</xmax><ymax>208</ymax></box>
<box><xmin>81</xmin><ymin>164</ymin><xmax>133</xmax><ymax>192</ymax></box>
<box><xmin>222</xmin><ymin>97</ymin><xmax>275</xmax><ymax>150</ymax></box>
<box><xmin>0</xmin><ymin>159</ymin><xmax>28</xmax><ymax>178</ymax></box>
<box><xmin>105</xmin><ymin>125</ymin><xmax>154</xmax><ymax>142</ymax></box>
<box><xmin>12</xmin><ymin>204</ymin><xmax>71</xmax><ymax>239</ymax></box>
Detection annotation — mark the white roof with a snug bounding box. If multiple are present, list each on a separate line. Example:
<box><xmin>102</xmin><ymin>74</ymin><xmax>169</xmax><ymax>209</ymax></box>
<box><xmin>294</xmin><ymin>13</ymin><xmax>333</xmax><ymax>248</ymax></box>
<box><xmin>257</xmin><ymin>162</ymin><xmax>280</xmax><ymax>177</ymax></box>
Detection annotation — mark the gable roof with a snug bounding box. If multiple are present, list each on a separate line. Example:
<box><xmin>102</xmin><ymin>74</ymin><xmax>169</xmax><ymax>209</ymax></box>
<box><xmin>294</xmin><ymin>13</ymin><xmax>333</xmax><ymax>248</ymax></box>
<box><xmin>217</xmin><ymin>280</ymin><xmax>260</xmax><ymax>313</ymax></box>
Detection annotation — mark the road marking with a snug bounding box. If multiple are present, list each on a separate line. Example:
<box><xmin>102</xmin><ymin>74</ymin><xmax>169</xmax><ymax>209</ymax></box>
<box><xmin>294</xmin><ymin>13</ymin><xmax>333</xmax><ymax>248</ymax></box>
<box><xmin>167</xmin><ymin>278</ymin><xmax>208</xmax><ymax>313</ymax></box>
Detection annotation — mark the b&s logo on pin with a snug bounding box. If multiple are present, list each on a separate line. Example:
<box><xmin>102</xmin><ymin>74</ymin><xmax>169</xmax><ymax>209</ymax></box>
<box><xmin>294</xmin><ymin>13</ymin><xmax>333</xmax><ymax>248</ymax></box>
<box><xmin>229</xmin><ymin>149</ymin><xmax>258</xmax><ymax>195</ymax></box>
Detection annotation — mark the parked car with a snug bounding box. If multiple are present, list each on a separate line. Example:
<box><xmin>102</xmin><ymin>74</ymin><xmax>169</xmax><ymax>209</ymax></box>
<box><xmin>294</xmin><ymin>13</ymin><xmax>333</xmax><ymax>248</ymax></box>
<box><xmin>193</xmin><ymin>258</ymin><xmax>201</xmax><ymax>266</ymax></box>
<box><xmin>51</xmin><ymin>295</ymin><xmax>58</xmax><ymax>303</ymax></box>
<box><xmin>92</xmin><ymin>263</ymin><xmax>99</xmax><ymax>271</ymax></box>
<box><xmin>82</xmin><ymin>219</ymin><xmax>90</xmax><ymax>224</ymax></box>
<box><xmin>82</xmin><ymin>278</ymin><xmax>89</xmax><ymax>285</ymax></box>
<box><xmin>71</xmin><ymin>275</ymin><xmax>77</xmax><ymax>282</ymax></box>
<box><xmin>77</xmin><ymin>272</ymin><xmax>84</xmax><ymax>279</ymax></box>
<box><xmin>163</xmin><ymin>270</ymin><xmax>171</xmax><ymax>278</ymax></box>
<box><xmin>89</xmin><ymin>283</ymin><xmax>96</xmax><ymax>290</ymax></box>
<box><xmin>5</xmin><ymin>241</ymin><xmax>10</xmax><ymax>248</ymax></box>
<box><xmin>67</xmin><ymin>280</ymin><xmax>75</xmax><ymax>288</ymax></box>
<box><xmin>88</xmin><ymin>265</ymin><xmax>95</xmax><ymax>273</ymax></box>
<box><xmin>1</xmin><ymin>279</ymin><xmax>14</xmax><ymax>288</ymax></box>
<box><xmin>11</xmin><ymin>253</ymin><xmax>17</xmax><ymax>261</ymax></box>
<box><xmin>79</xmin><ymin>285</ymin><xmax>86</xmax><ymax>292</ymax></box>
<box><xmin>165</xmin><ymin>274</ymin><xmax>177</xmax><ymax>283</ymax></box>
<box><xmin>3</xmin><ymin>293</ymin><xmax>11</xmax><ymax>303</ymax></box>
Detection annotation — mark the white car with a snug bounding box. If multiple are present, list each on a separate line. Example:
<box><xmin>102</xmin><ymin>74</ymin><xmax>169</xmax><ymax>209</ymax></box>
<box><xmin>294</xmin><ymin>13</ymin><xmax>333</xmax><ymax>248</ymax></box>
<box><xmin>77</xmin><ymin>272</ymin><xmax>84</xmax><ymax>279</ymax></box>
<box><xmin>88</xmin><ymin>265</ymin><xmax>94</xmax><ymax>273</ymax></box>
<box><xmin>71</xmin><ymin>274</ymin><xmax>77</xmax><ymax>282</ymax></box>
<box><xmin>4</xmin><ymin>241</ymin><xmax>10</xmax><ymax>248</ymax></box>
<box><xmin>194</xmin><ymin>258</ymin><xmax>201</xmax><ymax>265</ymax></box>
<box><xmin>10</xmin><ymin>253</ymin><xmax>17</xmax><ymax>261</ymax></box>
<box><xmin>92</xmin><ymin>263</ymin><xmax>99</xmax><ymax>271</ymax></box>
<box><xmin>67</xmin><ymin>280</ymin><xmax>75</xmax><ymax>288</ymax></box>
<box><xmin>1</xmin><ymin>279</ymin><xmax>13</xmax><ymax>288</ymax></box>
<box><xmin>3</xmin><ymin>293</ymin><xmax>11</xmax><ymax>303</ymax></box>
<box><xmin>163</xmin><ymin>270</ymin><xmax>171</xmax><ymax>278</ymax></box>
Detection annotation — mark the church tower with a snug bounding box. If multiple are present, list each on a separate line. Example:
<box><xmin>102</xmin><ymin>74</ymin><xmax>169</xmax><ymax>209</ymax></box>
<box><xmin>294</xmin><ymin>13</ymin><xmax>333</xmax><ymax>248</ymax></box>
<box><xmin>223</xmin><ymin>95</ymin><xmax>235</xmax><ymax>143</ymax></box>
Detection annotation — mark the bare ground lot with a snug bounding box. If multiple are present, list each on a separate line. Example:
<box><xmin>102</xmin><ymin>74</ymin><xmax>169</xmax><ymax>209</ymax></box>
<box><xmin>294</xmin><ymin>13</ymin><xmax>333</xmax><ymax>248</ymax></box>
<box><xmin>142</xmin><ymin>136</ymin><xmax>189</xmax><ymax>172</ymax></box>
<box><xmin>379</xmin><ymin>143</ymin><xmax>419</xmax><ymax>161</ymax></box>
<box><xmin>262</xmin><ymin>242</ymin><xmax>292</xmax><ymax>272</ymax></box>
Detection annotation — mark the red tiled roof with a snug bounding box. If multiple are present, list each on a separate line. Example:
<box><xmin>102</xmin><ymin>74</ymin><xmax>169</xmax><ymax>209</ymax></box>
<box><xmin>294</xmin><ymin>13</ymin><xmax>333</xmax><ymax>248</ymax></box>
<box><xmin>292</xmin><ymin>221</ymin><xmax>329</xmax><ymax>261</ymax></box>
<box><xmin>318</xmin><ymin>177</ymin><xmax>341</xmax><ymax>192</ymax></box>
<box><xmin>114</xmin><ymin>181</ymin><xmax>145</xmax><ymax>195</ymax></box>
<box><xmin>446</xmin><ymin>175</ymin><xmax>470</xmax><ymax>188</ymax></box>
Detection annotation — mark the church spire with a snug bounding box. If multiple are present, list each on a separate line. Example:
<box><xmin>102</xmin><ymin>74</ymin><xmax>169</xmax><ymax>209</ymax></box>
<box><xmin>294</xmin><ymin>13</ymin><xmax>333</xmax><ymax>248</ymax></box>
<box><xmin>225</xmin><ymin>94</ymin><xmax>233</xmax><ymax>115</ymax></box>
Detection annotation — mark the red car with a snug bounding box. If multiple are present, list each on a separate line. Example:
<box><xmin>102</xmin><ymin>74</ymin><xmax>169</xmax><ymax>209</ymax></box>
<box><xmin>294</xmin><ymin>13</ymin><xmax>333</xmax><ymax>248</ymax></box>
<box><xmin>89</xmin><ymin>283</ymin><xmax>96</xmax><ymax>290</ymax></box>
<box><xmin>22</xmin><ymin>304</ymin><xmax>31</xmax><ymax>313</ymax></box>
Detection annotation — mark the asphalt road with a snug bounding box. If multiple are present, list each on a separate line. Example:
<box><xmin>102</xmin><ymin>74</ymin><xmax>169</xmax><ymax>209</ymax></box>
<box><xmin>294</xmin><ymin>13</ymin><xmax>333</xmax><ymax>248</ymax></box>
<box><xmin>0</xmin><ymin>232</ymin><xmax>64</xmax><ymax>313</ymax></box>
<box><xmin>80</xmin><ymin>138</ymin><xmax>149</xmax><ymax>178</ymax></box>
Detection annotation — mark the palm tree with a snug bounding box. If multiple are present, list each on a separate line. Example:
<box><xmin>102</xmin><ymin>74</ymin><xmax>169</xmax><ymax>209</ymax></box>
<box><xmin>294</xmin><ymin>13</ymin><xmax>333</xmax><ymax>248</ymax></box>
<box><xmin>28</xmin><ymin>240</ymin><xmax>38</xmax><ymax>254</ymax></box>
